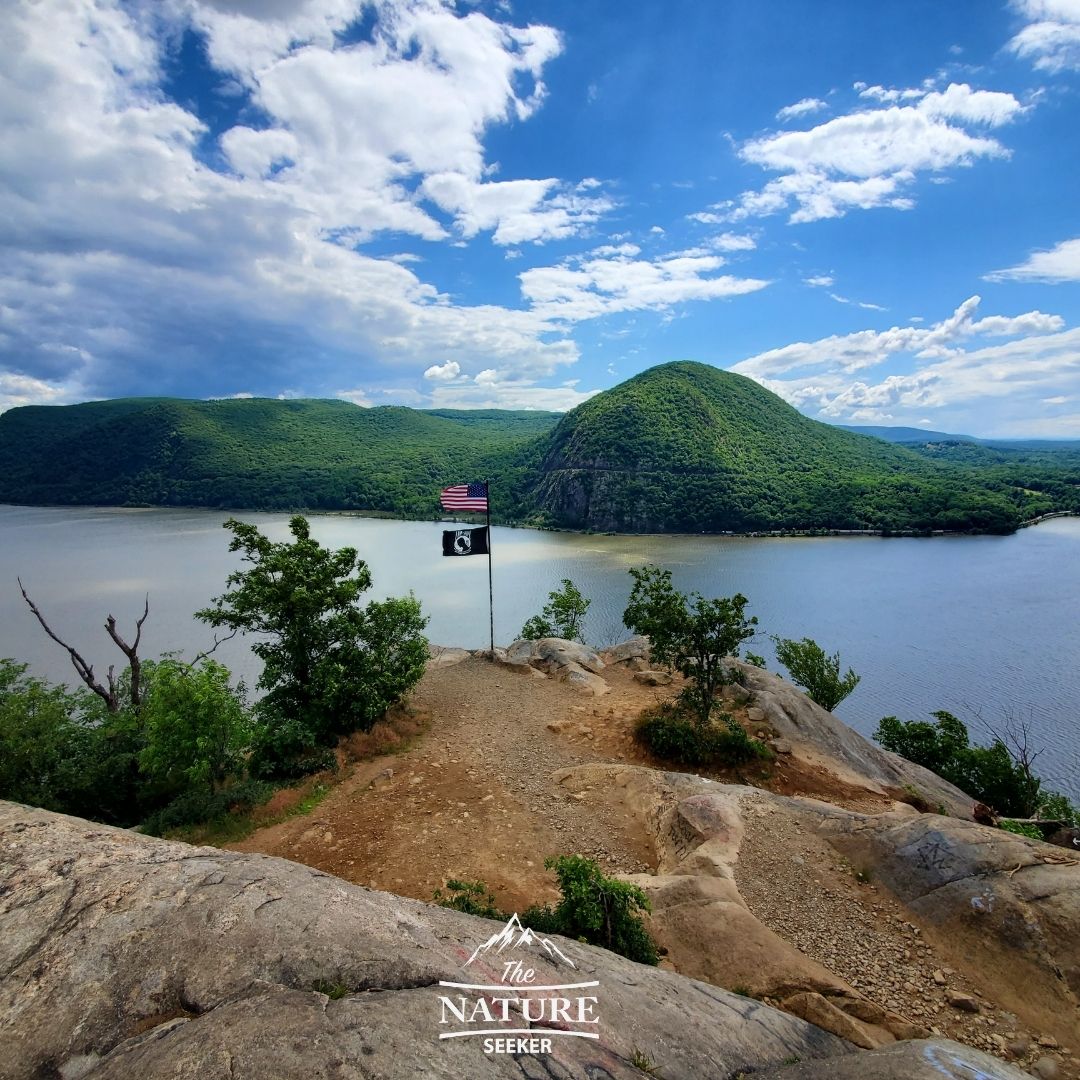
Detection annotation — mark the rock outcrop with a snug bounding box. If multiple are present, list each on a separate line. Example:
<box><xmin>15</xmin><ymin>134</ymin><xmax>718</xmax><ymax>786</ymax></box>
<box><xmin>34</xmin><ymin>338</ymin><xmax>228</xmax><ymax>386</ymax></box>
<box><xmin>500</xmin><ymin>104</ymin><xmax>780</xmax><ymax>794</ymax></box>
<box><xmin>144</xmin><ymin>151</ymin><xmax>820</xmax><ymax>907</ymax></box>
<box><xmin>727</xmin><ymin>659</ymin><xmax>976</xmax><ymax>816</ymax></box>
<box><xmin>489</xmin><ymin>637</ymin><xmax>611</xmax><ymax>695</ymax></box>
<box><xmin>1</xmin><ymin>801</ymin><xmax>854</xmax><ymax>1080</ymax></box>
<box><xmin>555</xmin><ymin>764</ymin><xmax>1080</xmax><ymax>1051</ymax></box>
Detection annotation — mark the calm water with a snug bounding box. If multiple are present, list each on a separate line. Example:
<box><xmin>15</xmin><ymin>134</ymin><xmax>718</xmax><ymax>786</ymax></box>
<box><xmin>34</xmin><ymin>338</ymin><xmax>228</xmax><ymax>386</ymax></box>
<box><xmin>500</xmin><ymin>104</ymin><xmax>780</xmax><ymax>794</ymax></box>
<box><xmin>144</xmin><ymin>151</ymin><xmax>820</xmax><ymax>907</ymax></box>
<box><xmin>1</xmin><ymin>505</ymin><xmax>1078</xmax><ymax>798</ymax></box>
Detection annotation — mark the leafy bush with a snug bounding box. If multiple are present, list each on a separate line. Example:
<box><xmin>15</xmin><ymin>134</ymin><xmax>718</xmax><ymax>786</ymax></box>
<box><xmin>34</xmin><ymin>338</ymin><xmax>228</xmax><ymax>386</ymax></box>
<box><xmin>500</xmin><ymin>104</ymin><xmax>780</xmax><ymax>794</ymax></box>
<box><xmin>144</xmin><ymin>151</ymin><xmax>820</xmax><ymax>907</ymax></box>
<box><xmin>623</xmin><ymin>565</ymin><xmax>757</xmax><ymax>725</ymax></box>
<box><xmin>771</xmin><ymin>636</ymin><xmax>860</xmax><ymax>712</ymax></box>
<box><xmin>873</xmin><ymin>711</ymin><xmax>1041</xmax><ymax>817</ymax></box>
<box><xmin>434</xmin><ymin>879</ymin><xmax>503</xmax><ymax>919</ymax></box>
<box><xmin>522</xmin><ymin>855</ymin><xmax>658</xmax><ymax>966</ymax></box>
<box><xmin>999</xmin><ymin>819</ymin><xmax>1043</xmax><ymax>840</ymax></box>
<box><xmin>635</xmin><ymin>703</ymin><xmax>771</xmax><ymax>768</ymax></box>
<box><xmin>520</xmin><ymin>579</ymin><xmax>591</xmax><ymax>642</ymax></box>
<box><xmin>140</xmin><ymin>779</ymin><xmax>275</xmax><ymax>836</ymax></box>
<box><xmin>0</xmin><ymin>659</ymin><xmax>100</xmax><ymax>816</ymax></box>
<box><xmin>139</xmin><ymin>657</ymin><xmax>252</xmax><ymax>793</ymax></box>
<box><xmin>1036</xmin><ymin>790</ymin><xmax>1080</xmax><ymax>827</ymax></box>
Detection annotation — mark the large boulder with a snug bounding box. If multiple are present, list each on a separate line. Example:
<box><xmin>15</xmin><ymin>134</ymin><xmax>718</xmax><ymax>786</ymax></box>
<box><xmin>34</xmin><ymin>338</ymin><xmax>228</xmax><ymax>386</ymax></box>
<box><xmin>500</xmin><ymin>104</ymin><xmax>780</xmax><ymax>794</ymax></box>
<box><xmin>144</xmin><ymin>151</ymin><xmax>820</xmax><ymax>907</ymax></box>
<box><xmin>820</xmin><ymin>809</ymin><xmax>1080</xmax><ymax>1036</ymax></box>
<box><xmin>0</xmin><ymin>801</ymin><xmax>854</xmax><ymax>1080</ymax></box>
<box><xmin>497</xmin><ymin>637</ymin><xmax>610</xmax><ymax>695</ymax></box>
<box><xmin>727</xmin><ymin>659</ymin><xmax>976</xmax><ymax>817</ymax></box>
<box><xmin>755</xmin><ymin>1038</ymin><xmax>1036</xmax><ymax>1079</ymax></box>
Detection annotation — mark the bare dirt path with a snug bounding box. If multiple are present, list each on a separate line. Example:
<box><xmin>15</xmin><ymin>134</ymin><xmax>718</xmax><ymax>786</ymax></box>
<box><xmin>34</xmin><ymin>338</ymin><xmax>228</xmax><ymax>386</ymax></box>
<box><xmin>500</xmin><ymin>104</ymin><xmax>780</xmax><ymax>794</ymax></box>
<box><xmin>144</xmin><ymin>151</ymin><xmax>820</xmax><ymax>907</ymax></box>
<box><xmin>230</xmin><ymin>657</ymin><xmax>655</xmax><ymax>913</ymax></box>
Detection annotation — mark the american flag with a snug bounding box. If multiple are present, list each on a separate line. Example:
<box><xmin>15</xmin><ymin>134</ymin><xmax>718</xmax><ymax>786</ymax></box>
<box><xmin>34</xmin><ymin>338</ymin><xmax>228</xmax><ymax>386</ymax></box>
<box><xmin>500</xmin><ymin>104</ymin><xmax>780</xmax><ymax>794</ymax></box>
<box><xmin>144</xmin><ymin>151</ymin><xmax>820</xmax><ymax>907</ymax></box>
<box><xmin>440</xmin><ymin>481</ymin><xmax>489</xmax><ymax>513</ymax></box>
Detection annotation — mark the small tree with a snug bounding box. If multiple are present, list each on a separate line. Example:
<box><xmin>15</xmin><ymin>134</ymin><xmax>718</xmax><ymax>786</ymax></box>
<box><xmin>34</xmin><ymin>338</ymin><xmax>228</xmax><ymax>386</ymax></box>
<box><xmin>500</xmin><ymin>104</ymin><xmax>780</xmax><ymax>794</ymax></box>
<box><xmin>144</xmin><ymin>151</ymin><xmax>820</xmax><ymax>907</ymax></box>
<box><xmin>139</xmin><ymin>657</ymin><xmax>252</xmax><ymax>794</ymax></box>
<box><xmin>520</xmin><ymin>579</ymin><xmax>590</xmax><ymax>642</ymax></box>
<box><xmin>622</xmin><ymin>565</ymin><xmax>756</xmax><ymax>725</ymax></box>
<box><xmin>772</xmin><ymin>636</ymin><xmax>860</xmax><ymax>712</ymax></box>
<box><xmin>196</xmin><ymin>516</ymin><xmax>429</xmax><ymax>774</ymax></box>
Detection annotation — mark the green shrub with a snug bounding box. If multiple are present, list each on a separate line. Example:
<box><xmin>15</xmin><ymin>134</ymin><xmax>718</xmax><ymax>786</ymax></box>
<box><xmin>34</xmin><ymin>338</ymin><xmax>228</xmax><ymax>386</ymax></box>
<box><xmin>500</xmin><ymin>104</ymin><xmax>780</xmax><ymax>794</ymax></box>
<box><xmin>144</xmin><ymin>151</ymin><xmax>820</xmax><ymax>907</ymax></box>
<box><xmin>196</xmin><ymin>516</ymin><xmax>429</xmax><ymax>773</ymax></box>
<box><xmin>520</xmin><ymin>579</ymin><xmax>590</xmax><ymax>642</ymax></box>
<box><xmin>771</xmin><ymin>636</ymin><xmax>860</xmax><ymax>712</ymax></box>
<box><xmin>523</xmin><ymin>855</ymin><xmax>659</xmax><ymax>966</ymax></box>
<box><xmin>999</xmin><ymin>819</ymin><xmax>1043</xmax><ymax>840</ymax></box>
<box><xmin>1036</xmin><ymin>790</ymin><xmax>1080</xmax><ymax>827</ymax></box>
<box><xmin>623</xmin><ymin>565</ymin><xmax>757</xmax><ymax>725</ymax></box>
<box><xmin>140</xmin><ymin>779</ymin><xmax>275</xmax><ymax>836</ymax></box>
<box><xmin>874</xmin><ymin>711</ymin><xmax>1041</xmax><ymax>817</ymax></box>
<box><xmin>434</xmin><ymin>879</ymin><xmax>503</xmax><ymax>919</ymax></box>
<box><xmin>139</xmin><ymin>657</ymin><xmax>252</xmax><ymax>794</ymax></box>
<box><xmin>635</xmin><ymin>703</ymin><xmax>771</xmax><ymax>768</ymax></box>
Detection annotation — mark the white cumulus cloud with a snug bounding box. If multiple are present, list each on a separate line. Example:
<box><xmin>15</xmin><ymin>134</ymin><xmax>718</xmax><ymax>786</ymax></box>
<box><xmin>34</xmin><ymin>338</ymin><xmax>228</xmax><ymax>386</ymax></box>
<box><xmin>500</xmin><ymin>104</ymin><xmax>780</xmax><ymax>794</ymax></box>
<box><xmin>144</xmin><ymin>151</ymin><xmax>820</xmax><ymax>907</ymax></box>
<box><xmin>716</xmin><ymin>83</ymin><xmax>1024</xmax><ymax>224</ymax></box>
<box><xmin>1008</xmin><ymin>0</ymin><xmax>1080</xmax><ymax>72</ymax></box>
<box><xmin>986</xmin><ymin>237</ymin><xmax>1080</xmax><ymax>282</ymax></box>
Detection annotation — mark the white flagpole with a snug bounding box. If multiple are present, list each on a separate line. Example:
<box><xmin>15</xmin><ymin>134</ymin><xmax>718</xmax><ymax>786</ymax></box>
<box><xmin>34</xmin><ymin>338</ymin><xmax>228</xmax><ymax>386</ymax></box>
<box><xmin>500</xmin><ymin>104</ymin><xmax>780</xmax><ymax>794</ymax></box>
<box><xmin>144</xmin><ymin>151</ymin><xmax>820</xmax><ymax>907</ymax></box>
<box><xmin>485</xmin><ymin>479</ymin><xmax>494</xmax><ymax>657</ymax></box>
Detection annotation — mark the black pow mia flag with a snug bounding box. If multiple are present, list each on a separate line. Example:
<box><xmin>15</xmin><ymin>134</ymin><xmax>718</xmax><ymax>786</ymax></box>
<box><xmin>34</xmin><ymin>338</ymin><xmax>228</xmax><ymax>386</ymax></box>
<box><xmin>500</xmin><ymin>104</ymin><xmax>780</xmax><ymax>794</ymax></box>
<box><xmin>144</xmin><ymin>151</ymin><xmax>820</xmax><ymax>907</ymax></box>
<box><xmin>442</xmin><ymin>526</ymin><xmax>489</xmax><ymax>557</ymax></box>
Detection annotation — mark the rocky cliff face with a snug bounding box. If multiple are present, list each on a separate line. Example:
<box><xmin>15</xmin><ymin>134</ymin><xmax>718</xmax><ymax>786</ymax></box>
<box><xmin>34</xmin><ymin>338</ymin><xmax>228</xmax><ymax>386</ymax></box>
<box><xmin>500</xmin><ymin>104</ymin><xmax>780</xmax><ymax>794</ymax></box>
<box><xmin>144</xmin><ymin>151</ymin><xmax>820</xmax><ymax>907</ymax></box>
<box><xmin>0</xmin><ymin>801</ymin><xmax>1037</xmax><ymax>1080</ymax></box>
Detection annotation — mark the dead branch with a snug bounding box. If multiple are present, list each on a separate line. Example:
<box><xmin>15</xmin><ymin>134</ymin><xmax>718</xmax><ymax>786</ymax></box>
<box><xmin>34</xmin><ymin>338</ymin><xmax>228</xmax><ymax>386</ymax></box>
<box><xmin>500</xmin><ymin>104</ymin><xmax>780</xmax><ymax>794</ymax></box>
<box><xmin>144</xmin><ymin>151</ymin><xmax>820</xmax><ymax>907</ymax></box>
<box><xmin>104</xmin><ymin>595</ymin><xmax>149</xmax><ymax>708</ymax></box>
<box><xmin>187</xmin><ymin>628</ymin><xmax>239</xmax><ymax>667</ymax></box>
<box><xmin>18</xmin><ymin>578</ymin><xmax>119</xmax><ymax>712</ymax></box>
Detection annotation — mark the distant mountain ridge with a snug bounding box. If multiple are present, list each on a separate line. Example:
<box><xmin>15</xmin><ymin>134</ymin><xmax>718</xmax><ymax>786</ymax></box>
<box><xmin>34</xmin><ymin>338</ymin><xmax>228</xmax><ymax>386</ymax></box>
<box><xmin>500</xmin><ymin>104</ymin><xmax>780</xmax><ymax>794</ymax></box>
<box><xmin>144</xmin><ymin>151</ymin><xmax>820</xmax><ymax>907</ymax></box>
<box><xmin>1</xmin><ymin>363</ymin><xmax>1077</xmax><ymax>534</ymax></box>
<box><xmin>838</xmin><ymin>424</ymin><xmax>979</xmax><ymax>444</ymax></box>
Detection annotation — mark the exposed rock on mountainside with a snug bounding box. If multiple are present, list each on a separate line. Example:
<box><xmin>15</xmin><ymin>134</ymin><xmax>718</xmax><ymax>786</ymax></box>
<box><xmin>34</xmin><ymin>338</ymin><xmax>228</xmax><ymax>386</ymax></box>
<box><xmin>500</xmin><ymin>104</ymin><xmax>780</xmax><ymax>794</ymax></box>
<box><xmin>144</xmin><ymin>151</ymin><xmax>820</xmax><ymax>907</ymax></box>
<box><xmin>0</xmin><ymin>802</ymin><xmax>1044</xmax><ymax>1080</ymax></box>
<box><xmin>528</xmin><ymin>361</ymin><xmax>1028</xmax><ymax>533</ymax></box>
<box><xmin>0</xmin><ymin>802</ymin><xmax>845</xmax><ymax>1080</ymax></box>
<box><xmin>553</xmin><ymin>763</ymin><xmax>1080</xmax><ymax>1054</ymax></box>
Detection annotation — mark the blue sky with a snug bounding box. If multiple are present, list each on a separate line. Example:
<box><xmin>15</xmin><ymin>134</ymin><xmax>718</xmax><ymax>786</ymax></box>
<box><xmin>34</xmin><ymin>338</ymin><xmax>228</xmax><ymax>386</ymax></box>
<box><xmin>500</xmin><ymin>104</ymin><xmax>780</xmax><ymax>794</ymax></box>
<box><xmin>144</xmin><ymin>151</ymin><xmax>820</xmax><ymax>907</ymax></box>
<box><xmin>2</xmin><ymin>0</ymin><xmax>1080</xmax><ymax>436</ymax></box>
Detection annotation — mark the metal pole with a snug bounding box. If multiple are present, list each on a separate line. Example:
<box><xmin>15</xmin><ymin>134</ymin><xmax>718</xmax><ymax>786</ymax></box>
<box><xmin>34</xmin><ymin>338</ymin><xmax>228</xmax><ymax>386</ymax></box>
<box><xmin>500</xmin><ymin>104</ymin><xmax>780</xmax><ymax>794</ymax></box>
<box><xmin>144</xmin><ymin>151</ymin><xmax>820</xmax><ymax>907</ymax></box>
<box><xmin>485</xmin><ymin>479</ymin><xmax>494</xmax><ymax>657</ymax></box>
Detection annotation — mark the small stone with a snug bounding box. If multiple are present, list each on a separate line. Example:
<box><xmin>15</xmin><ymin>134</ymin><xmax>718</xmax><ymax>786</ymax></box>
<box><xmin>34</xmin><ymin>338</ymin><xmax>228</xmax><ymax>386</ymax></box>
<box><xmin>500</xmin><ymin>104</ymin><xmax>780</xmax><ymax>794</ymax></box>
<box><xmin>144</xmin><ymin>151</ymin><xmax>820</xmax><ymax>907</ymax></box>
<box><xmin>1039</xmin><ymin>1037</ymin><xmax>1060</xmax><ymax>1050</ymax></box>
<box><xmin>772</xmin><ymin>739</ymin><xmax>793</xmax><ymax>755</ymax></box>
<box><xmin>945</xmin><ymin>990</ymin><xmax>981</xmax><ymax>1014</ymax></box>
<box><xmin>932</xmin><ymin>970</ymin><xmax>947</xmax><ymax>986</ymax></box>
<box><xmin>1007</xmin><ymin>1037</ymin><xmax>1030</xmax><ymax>1058</ymax></box>
<box><xmin>1032</xmin><ymin>1057</ymin><xmax>1059</xmax><ymax>1080</ymax></box>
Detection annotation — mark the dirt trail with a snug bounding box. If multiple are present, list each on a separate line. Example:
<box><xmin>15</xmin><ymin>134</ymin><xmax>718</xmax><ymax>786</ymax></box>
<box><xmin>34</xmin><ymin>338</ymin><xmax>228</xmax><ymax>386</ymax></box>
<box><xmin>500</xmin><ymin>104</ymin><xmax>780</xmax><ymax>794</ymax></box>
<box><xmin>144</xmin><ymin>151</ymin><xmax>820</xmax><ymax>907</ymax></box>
<box><xmin>230</xmin><ymin>657</ymin><xmax>655</xmax><ymax>912</ymax></box>
<box><xmin>229</xmin><ymin>655</ymin><xmax>1076</xmax><ymax>1074</ymax></box>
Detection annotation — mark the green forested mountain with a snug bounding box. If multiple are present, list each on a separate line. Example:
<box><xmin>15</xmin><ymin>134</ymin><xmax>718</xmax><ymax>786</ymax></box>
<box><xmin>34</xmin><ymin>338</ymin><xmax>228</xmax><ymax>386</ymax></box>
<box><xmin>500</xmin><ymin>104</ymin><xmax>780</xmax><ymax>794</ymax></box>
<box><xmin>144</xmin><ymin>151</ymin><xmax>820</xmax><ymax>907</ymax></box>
<box><xmin>528</xmin><ymin>362</ymin><xmax>1077</xmax><ymax>533</ymax></box>
<box><xmin>0</xmin><ymin>397</ymin><xmax>559</xmax><ymax>520</ymax></box>
<box><xmin>1</xmin><ymin>362</ymin><xmax>1077</xmax><ymax>534</ymax></box>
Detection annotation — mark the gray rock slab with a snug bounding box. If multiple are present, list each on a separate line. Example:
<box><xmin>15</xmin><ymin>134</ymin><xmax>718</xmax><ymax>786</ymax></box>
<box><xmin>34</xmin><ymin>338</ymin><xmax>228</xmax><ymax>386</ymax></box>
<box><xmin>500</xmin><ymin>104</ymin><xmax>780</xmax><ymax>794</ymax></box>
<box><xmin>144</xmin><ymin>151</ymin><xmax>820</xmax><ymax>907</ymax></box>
<box><xmin>755</xmin><ymin>1037</ymin><xmax>1036</xmax><ymax>1079</ymax></box>
<box><xmin>0</xmin><ymin>802</ymin><xmax>853</xmax><ymax>1080</ymax></box>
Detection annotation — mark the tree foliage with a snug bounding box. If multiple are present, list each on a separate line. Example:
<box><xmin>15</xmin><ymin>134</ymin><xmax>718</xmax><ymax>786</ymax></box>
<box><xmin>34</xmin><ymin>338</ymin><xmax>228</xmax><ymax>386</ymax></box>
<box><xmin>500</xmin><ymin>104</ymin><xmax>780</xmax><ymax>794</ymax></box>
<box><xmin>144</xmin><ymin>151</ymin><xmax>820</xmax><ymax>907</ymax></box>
<box><xmin>196</xmin><ymin>515</ymin><xmax>429</xmax><ymax>775</ymax></box>
<box><xmin>522</xmin><ymin>855</ymin><xmax>658</xmax><ymax>966</ymax></box>
<box><xmin>622</xmin><ymin>565</ymin><xmax>757</xmax><ymax>725</ymax></box>
<box><xmin>520</xmin><ymin>578</ymin><xmax>591</xmax><ymax>642</ymax></box>
<box><xmin>873</xmin><ymin>710</ymin><xmax>1043</xmax><ymax>817</ymax></box>
<box><xmin>139</xmin><ymin>657</ymin><xmax>252</xmax><ymax>793</ymax></box>
<box><xmin>772</xmin><ymin>636</ymin><xmax>861</xmax><ymax>712</ymax></box>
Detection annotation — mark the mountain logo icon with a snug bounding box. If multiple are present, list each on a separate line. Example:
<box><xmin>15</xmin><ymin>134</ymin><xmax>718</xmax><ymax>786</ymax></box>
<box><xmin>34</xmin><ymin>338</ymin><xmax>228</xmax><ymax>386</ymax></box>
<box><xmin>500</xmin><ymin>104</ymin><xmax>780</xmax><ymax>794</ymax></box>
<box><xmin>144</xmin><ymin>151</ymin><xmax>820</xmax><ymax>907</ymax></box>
<box><xmin>464</xmin><ymin>913</ymin><xmax>575</xmax><ymax>969</ymax></box>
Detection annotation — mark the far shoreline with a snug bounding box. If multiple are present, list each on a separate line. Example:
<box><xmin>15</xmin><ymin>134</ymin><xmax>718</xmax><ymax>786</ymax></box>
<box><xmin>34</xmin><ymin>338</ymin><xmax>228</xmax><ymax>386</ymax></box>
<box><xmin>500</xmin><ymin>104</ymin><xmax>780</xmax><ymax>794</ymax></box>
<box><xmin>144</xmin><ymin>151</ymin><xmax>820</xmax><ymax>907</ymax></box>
<box><xmin>3</xmin><ymin>501</ymin><xmax>1078</xmax><ymax>541</ymax></box>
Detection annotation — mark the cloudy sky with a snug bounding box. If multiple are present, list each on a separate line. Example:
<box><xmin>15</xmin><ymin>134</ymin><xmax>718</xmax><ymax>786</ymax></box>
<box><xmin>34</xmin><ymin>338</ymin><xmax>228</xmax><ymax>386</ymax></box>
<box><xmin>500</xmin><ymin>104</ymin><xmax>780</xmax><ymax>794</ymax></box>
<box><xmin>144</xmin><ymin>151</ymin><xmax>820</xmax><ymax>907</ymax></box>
<box><xmin>2</xmin><ymin>0</ymin><xmax>1079</xmax><ymax>436</ymax></box>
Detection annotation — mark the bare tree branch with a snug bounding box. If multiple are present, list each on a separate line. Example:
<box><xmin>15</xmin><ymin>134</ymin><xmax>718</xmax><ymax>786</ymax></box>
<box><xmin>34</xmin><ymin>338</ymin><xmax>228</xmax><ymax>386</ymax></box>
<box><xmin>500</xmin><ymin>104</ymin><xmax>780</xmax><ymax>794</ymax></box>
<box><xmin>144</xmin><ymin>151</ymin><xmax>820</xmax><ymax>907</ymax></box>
<box><xmin>105</xmin><ymin>594</ymin><xmax>149</xmax><ymax>708</ymax></box>
<box><xmin>187</xmin><ymin>628</ymin><xmax>239</xmax><ymax>668</ymax></box>
<box><xmin>18</xmin><ymin>577</ymin><xmax>118</xmax><ymax>712</ymax></box>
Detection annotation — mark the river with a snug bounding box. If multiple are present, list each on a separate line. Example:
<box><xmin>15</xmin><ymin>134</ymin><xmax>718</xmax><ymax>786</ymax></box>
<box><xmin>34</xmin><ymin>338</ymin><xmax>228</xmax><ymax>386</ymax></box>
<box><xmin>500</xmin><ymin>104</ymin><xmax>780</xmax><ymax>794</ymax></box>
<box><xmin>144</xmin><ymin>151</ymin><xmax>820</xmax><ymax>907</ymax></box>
<box><xmin>1</xmin><ymin>504</ymin><xmax>1077</xmax><ymax>798</ymax></box>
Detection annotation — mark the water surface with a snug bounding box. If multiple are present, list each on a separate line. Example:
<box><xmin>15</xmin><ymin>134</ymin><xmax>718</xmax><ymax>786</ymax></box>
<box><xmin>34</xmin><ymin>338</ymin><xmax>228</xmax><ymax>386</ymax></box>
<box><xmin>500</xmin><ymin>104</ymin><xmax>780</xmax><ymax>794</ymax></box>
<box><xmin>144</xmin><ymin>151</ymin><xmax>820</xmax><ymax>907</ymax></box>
<box><xmin>2</xmin><ymin>505</ymin><xmax>1077</xmax><ymax>798</ymax></box>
